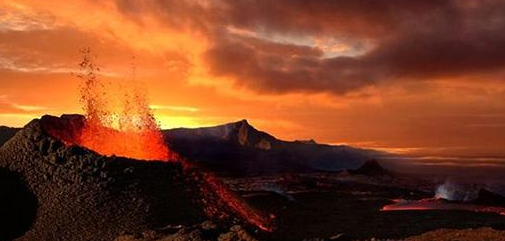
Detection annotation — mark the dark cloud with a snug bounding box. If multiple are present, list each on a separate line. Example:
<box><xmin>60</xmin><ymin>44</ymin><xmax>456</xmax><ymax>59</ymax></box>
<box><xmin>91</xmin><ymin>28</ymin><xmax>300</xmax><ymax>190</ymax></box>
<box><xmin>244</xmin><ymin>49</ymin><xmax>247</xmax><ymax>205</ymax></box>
<box><xmin>116</xmin><ymin>0</ymin><xmax>505</xmax><ymax>95</ymax></box>
<box><xmin>116</xmin><ymin>0</ymin><xmax>452</xmax><ymax>37</ymax></box>
<box><xmin>218</xmin><ymin>0</ymin><xmax>455</xmax><ymax>38</ymax></box>
<box><xmin>204</xmin><ymin>35</ymin><xmax>373</xmax><ymax>94</ymax></box>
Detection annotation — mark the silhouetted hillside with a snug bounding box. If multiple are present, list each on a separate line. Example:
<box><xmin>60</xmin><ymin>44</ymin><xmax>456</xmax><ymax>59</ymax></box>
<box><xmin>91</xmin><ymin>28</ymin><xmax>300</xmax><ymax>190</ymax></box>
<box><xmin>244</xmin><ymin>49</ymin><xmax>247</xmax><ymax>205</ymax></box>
<box><xmin>350</xmin><ymin>160</ymin><xmax>392</xmax><ymax>177</ymax></box>
<box><xmin>474</xmin><ymin>188</ymin><xmax>505</xmax><ymax>207</ymax></box>
<box><xmin>164</xmin><ymin>120</ymin><xmax>383</xmax><ymax>176</ymax></box>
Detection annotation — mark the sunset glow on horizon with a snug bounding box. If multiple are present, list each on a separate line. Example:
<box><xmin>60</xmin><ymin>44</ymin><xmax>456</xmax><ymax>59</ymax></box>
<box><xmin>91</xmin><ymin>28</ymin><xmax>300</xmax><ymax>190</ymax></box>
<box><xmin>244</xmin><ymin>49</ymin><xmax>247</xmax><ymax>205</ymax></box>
<box><xmin>2</xmin><ymin>0</ymin><xmax>505</xmax><ymax>158</ymax></box>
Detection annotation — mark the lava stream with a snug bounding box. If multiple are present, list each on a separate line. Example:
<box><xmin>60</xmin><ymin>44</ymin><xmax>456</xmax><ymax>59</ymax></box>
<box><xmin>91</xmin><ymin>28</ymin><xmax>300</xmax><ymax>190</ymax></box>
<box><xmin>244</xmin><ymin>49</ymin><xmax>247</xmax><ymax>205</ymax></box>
<box><xmin>181</xmin><ymin>160</ymin><xmax>274</xmax><ymax>232</ymax></box>
<box><xmin>381</xmin><ymin>198</ymin><xmax>505</xmax><ymax>216</ymax></box>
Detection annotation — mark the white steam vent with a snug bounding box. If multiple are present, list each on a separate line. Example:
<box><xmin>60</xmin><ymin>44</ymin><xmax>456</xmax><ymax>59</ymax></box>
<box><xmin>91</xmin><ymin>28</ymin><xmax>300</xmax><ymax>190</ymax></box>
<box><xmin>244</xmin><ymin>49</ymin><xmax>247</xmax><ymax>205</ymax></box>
<box><xmin>435</xmin><ymin>180</ymin><xmax>479</xmax><ymax>202</ymax></box>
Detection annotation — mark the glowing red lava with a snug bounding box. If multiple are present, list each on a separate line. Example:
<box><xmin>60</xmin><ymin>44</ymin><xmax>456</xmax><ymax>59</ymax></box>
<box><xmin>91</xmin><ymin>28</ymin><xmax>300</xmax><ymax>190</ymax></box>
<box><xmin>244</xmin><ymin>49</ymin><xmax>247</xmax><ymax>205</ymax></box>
<box><xmin>198</xmin><ymin>167</ymin><xmax>274</xmax><ymax>231</ymax></box>
<box><xmin>381</xmin><ymin>198</ymin><xmax>505</xmax><ymax>216</ymax></box>
<box><xmin>78</xmin><ymin>119</ymin><xmax>171</xmax><ymax>161</ymax></box>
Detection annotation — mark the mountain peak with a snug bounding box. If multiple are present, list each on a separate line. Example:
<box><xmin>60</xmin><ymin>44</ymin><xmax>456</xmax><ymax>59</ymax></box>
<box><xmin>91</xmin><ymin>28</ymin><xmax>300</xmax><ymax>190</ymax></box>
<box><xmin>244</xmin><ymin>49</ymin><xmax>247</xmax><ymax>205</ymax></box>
<box><xmin>230</xmin><ymin>119</ymin><xmax>274</xmax><ymax>147</ymax></box>
<box><xmin>236</xmin><ymin>119</ymin><xmax>249</xmax><ymax>125</ymax></box>
<box><xmin>351</xmin><ymin>160</ymin><xmax>390</xmax><ymax>176</ymax></box>
<box><xmin>295</xmin><ymin>139</ymin><xmax>317</xmax><ymax>145</ymax></box>
<box><xmin>166</xmin><ymin>118</ymin><xmax>276</xmax><ymax>149</ymax></box>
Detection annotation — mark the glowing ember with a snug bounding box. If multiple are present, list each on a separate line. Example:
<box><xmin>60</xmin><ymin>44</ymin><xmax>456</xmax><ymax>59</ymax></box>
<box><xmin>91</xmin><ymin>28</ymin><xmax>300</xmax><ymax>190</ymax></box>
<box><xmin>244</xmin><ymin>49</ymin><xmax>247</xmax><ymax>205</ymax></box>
<box><xmin>381</xmin><ymin>198</ymin><xmax>505</xmax><ymax>216</ymax></box>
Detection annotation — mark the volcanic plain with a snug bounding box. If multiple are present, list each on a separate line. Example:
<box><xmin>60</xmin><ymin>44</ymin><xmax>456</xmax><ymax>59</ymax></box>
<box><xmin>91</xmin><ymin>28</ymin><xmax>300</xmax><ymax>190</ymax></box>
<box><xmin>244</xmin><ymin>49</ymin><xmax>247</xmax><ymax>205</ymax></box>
<box><xmin>1</xmin><ymin>115</ymin><xmax>505</xmax><ymax>241</ymax></box>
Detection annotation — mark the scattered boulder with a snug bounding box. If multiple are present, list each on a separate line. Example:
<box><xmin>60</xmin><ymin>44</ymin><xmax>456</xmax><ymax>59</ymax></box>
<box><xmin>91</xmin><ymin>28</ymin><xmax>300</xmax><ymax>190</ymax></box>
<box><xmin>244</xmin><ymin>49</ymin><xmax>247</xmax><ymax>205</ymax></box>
<box><xmin>218</xmin><ymin>225</ymin><xmax>258</xmax><ymax>241</ymax></box>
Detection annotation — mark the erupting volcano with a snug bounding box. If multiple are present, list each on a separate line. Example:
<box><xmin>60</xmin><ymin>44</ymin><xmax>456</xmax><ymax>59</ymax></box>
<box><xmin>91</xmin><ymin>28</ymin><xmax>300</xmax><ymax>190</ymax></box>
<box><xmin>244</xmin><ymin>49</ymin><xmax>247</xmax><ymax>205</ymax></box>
<box><xmin>43</xmin><ymin>49</ymin><xmax>273</xmax><ymax>233</ymax></box>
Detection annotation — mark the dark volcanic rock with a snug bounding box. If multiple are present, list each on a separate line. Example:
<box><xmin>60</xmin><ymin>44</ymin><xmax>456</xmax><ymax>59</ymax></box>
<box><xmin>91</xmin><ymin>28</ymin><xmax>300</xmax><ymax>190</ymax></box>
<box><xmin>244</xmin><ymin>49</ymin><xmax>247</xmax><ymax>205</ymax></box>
<box><xmin>0</xmin><ymin>116</ymin><xmax>207</xmax><ymax>241</ymax></box>
<box><xmin>474</xmin><ymin>188</ymin><xmax>505</xmax><ymax>207</ymax></box>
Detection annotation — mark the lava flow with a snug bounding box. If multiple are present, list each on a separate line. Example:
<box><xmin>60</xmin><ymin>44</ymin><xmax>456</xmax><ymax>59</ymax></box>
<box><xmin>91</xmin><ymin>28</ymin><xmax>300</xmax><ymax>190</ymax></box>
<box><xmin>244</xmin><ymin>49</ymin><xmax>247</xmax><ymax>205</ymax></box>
<box><xmin>195</xmin><ymin>166</ymin><xmax>274</xmax><ymax>231</ymax></box>
<box><xmin>46</xmin><ymin>49</ymin><xmax>273</xmax><ymax>231</ymax></box>
<box><xmin>381</xmin><ymin>198</ymin><xmax>505</xmax><ymax>216</ymax></box>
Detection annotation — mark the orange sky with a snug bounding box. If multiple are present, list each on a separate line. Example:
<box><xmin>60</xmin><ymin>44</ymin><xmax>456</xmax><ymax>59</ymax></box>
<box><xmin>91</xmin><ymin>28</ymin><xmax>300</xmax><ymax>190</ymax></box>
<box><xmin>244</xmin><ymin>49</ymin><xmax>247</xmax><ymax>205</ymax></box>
<box><xmin>1</xmin><ymin>0</ymin><xmax>505</xmax><ymax>157</ymax></box>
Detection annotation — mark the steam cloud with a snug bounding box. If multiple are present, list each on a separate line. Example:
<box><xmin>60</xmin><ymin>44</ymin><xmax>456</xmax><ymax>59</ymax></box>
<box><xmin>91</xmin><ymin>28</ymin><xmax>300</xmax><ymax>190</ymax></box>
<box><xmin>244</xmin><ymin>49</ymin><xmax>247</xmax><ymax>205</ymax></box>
<box><xmin>435</xmin><ymin>180</ymin><xmax>478</xmax><ymax>202</ymax></box>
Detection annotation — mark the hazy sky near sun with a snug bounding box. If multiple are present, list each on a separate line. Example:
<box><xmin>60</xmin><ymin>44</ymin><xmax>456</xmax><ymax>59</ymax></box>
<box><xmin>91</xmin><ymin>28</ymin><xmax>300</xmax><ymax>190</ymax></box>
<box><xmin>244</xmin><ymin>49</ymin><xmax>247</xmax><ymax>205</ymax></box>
<box><xmin>1</xmin><ymin>0</ymin><xmax>505</xmax><ymax>157</ymax></box>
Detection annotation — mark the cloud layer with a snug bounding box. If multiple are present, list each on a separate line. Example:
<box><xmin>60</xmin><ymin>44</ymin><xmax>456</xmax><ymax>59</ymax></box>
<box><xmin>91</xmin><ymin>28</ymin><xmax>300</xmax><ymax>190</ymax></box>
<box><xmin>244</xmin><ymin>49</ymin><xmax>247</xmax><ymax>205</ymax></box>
<box><xmin>115</xmin><ymin>0</ymin><xmax>505</xmax><ymax>94</ymax></box>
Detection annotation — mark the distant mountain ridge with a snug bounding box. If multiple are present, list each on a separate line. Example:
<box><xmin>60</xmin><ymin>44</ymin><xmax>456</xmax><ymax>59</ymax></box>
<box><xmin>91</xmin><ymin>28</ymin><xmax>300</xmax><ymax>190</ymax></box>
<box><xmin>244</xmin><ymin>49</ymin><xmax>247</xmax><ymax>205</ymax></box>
<box><xmin>164</xmin><ymin>119</ymin><xmax>384</xmax><ymax>176</ymax></box>
<box><xmin>167</xmin><ymin>119</ymin><xmax>276</xmax><ymax>150</ymax></box>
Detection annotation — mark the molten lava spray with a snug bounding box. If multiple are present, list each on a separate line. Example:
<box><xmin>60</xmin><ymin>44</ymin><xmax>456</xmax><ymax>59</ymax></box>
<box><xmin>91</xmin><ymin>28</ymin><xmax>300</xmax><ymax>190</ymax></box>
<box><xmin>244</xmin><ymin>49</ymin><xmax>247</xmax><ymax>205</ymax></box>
<box><xmin>76</xmin><ymin>49</ymin><xmax>172</xmax><ymax>161</ymax></box>
<box><xmin>65</xmin><ymin>49</ymin><xmax>273</xmax><ymax>231</ymax></box>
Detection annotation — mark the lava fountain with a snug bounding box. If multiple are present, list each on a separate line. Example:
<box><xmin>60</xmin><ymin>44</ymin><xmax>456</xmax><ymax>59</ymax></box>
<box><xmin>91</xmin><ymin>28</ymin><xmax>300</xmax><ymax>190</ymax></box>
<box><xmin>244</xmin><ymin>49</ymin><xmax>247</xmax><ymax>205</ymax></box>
<box><xmin>46</xmin><ymin>49</ymin><xmax>273</xmax><ymax>231</ymax></box>
<box><xmin>75</xmin><ymin>49</ymin><xmax>173</xmax><ymax>161</ymax></box>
